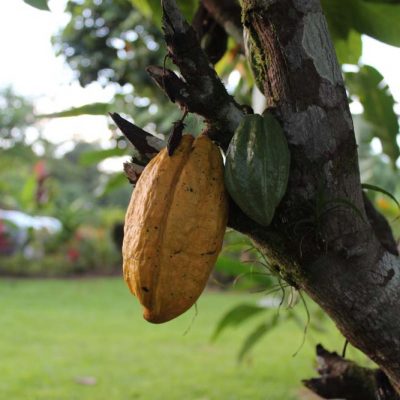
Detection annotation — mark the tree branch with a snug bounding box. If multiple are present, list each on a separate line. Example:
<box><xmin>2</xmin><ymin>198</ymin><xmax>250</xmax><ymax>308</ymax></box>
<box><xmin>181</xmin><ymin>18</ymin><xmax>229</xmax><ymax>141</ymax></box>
<box><xmin>200</xmin><ymin>0</ymin><xmax>244</xmax><ymax>48</ymax></box>
<box><xmin>109</xmin><ymin>112</ymin><xmax>164</xmax><ymax>184</ymax></box>
<box><xmin>238</xmin><ymin>0</ymin><xmax>400</xmax><ymax>390</ymax></box>
<box><xmin>303</xmin><ymin>345</ymin><xmax>400</xmax><ymax>400</ymax></box>
<box><xmin>147</xmin><ymin>0</ymin><xmax>246</xmax><ymax>149</ymax></box>
<box><xmin>109</xmin><ymin>112</ymin><xmax>163</xmax><ymax>161</ymax></box>
<box><xmin>192</xmin><ymin>4</ymin><xmax>229</xmax><ymax>64</ymax></box>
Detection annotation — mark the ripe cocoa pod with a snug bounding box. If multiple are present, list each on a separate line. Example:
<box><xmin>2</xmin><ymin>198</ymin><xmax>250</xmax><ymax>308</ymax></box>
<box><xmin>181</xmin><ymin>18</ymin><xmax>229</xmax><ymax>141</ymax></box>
<box><xmin>123</xmin><ymin>134</ymin><xmax>228</xmax><ymax>323</ymax></box>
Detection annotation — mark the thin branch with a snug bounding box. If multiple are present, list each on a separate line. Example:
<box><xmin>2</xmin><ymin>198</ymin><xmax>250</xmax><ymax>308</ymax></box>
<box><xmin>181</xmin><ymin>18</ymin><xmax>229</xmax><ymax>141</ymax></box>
<box><xmin>146</xmin><ymin>66</ymin><xmax>201</xmax><ymax>111</ymax></box>
<box><xmin>110</xmin><ymin>112</ymin><xmax>164</xmax><ymax>184</ymax></box>
<box><xmin>149</xmin><ymin>0</ymin><xmax>246</xmax><ymax>149</ymax></box>
<box><xmin>192</xmin><ymin>3</ymin><xmax>229</xmax><ymax>65</ymax></box>
<box><xmin>201</xmin><ymin>0</ymin><xmax>244</xmax><ymax>49</ymax></box>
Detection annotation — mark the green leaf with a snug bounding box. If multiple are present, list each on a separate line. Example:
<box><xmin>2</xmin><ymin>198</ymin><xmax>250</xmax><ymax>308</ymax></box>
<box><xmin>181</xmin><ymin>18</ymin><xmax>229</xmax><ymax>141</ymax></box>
<box><xmin>215</xmin><ymin>256</ymin><xmax>251</xmax><ymax>276</ymax></box>
<box><xmin>238</xmin><ymin>315</ymin><xmax>279</xmax><ymax>362</ymax></box>
<box><xmin>79</xmin><ymin>148</ymin><xmax>127</xmax><ymax>166</ymax></box>
<box><xmin>211</xmin><ymin>304</ymin><xmax>266</xmax><ymax>342</ymax></box>
<box><xmin>333</xmin><ymin>30</ymin><xmax>362</xmax><ymax>65</ymax></box>
<box><xmin>363</xmin><ymin>0</ymin><xmax>400</xmax><ymax>3</ymax></box>
<box><xmin>345</xmin><ymin>65</ymin><xmax>399</xmax><ymax>166</ymax></box>
<box><xmin>225</xmin><ymin>113</ymin><xmax>291</xmax><ymax>226</ymax></box>
<box><xmin>176</xmin><ymin>0</ymin><xmax>198</xmax><ymax>21</ymax></box>
<box><xmin>23</xmin><ymin>0</ymin><xmax>50</xmax><ymax>11</ymax></box>
<box><xmin>354</xmin><ymin>0</ymin><xmax>400</xmax><ymax>46</ymax></box>
<box><xmin>19</xmin><ymin>175</ymin><xmax>36</xmax><ymax>211</ymax></box>
<box><xmin>322</xmin><ymin>0</ymin><xmax>400</xmax><ymax>47</ymax></box>
<box><xmin>362</xmin><ymin>183</ymin><xmax>400</xmax><ymax>208</ymax></box>
<box><xmin>130</xmin><ymin>0</ymin><xmax>153</xmax><ymax>19</ymax></box>
<box><xmin>322</xmin><ymin>0</ymin><xmax>357</xmax><ymax>39</ymax></box>
<box><xmin>37</xmin><ymin>103</ymin><xmax>110</xmax><ymax>118</ymax></box>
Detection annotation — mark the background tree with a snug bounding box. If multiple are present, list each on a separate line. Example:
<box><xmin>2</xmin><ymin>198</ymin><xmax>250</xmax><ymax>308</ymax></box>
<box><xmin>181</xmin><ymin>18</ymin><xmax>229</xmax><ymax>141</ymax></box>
<box><xmin>0</xmin><ymin>83</ymin><xmax>125</xmax><ymax>276</ymax></box>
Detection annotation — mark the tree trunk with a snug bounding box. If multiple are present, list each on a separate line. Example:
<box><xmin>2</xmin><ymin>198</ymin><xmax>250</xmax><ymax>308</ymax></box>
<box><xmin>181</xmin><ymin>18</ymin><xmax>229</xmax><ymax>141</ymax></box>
<box><xmin>233</xmin><ymin>0</ymin><xmax>400</xmax><ymax>391</ymax></box>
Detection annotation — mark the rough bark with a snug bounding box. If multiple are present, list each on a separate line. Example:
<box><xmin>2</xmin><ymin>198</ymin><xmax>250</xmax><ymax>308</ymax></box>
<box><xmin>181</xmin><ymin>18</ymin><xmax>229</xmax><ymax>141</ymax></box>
<box><xmin>116</xmin><ymin>0</ymin><xmax>400</xmax><ymax>394</ymax></box>
<box><xmin>303</xmin><ymin>345</ymin><xmax>400</xmax><ymax>400</ymax></box>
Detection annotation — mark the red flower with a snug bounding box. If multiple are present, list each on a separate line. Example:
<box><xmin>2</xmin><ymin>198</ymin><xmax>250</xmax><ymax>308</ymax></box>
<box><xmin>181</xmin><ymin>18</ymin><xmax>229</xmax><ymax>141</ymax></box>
<box><xmin>67</xmin><ymin>248</ymin><xmax>80</xmax><ymax>262</ymax></box>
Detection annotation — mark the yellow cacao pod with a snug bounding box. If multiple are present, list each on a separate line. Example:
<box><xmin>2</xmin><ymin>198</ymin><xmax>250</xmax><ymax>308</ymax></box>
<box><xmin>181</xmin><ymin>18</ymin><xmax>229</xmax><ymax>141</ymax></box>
<box><xmin>123</xmin><ymin>134</ymin><xmax>228</xmax><ymax>323</ymax></box>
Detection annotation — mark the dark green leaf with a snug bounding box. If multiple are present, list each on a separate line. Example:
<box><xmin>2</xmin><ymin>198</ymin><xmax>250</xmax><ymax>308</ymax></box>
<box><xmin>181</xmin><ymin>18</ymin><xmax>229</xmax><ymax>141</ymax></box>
<box><xmin>225</xmin><ymin>113</ymin><xmax>290</xmax><ymax>226</ymax></box>
<box><xmin>345</xmin><ymin>65</ymin><xmax>399</xmax><ymax>166</ymax></box>
<box><xmin>176</xmin><ymin>0</ymin><xmax>198</xmax><ymax>21</ymax></box>
<box><xmin>322</xmin><ymin>0</ymin><xmax>357</xmax><ymax>39</ymax></box>
<box><xmin>362</xmin><ymin>183</ymin><xmax>400</xmax><ymax>208</ymax></box>
<box><xmin>79</xmin><ymin>148</ymin><xmax>127</xmax><ymax>166</ymax></box>
<box><xmin>354</xmin><ymin>0</ymin><xmax>400</xmax><ymax>46</ymax></box>
<box><xmin>238</xmin><ymin>315</ymin><xmax>279</xmax><ymax>362</ymax></box>
<box><xmin>211</xmin><ymin>303</ymin><xmax>266</xmax><ymax>342</ymax></box>
<box><xmin>322</xmin><ymin>0</ymin><xmax>400</xmax><ymax>47</ymax></box>
<box><xmin>23</xmin><ymin>0</ymin><xmax>50</xmax><ymax>11</ymax></box>
<box><xmin>37</xmin><ymin>103</ymin><xmax>110</xmax><ymax>118</ymax></box>
<box><xmin>363</xmin><ymin>0</ymin><xmax>400</xmax><ymax>3</ymax></box>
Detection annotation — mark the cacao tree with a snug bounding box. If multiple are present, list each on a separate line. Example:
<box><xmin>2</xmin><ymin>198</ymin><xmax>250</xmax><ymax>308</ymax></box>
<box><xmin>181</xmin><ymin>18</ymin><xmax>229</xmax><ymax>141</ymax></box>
<box><xmin>34</xmin><ymin>0</ymin><xmax>400</xmax><ymax>397</ymax></box>
<box><xmin>115</xmin><ymin>1</ymin><xmax>400</xmax><ymax>397</ymax></box>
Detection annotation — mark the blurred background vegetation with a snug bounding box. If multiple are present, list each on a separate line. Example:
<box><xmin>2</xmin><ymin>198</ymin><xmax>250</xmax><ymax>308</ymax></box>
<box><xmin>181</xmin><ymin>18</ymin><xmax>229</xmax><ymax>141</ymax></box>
<box><xmin>1</xmin><ymin>0</ymin><xmax>400</xmax><ymax>398</ymax></box>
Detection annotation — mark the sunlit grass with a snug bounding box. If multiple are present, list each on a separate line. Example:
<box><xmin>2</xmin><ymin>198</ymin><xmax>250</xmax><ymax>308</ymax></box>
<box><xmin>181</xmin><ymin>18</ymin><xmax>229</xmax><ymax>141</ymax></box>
<box><xmin>0</xmin><ymin>278</ymin><xmax>357</xmax><ymax>400</ymax></box>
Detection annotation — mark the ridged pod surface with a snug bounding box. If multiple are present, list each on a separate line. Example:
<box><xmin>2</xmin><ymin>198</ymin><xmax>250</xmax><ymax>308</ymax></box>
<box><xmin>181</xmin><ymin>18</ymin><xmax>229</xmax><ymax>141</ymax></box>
<box><xmin>225</xmin><ymin>113</ymin><xmax>290</xmax><ymax>227</ymax></box>
<box><xmin>123</xmin><ymin>135</ymin><xmax>228</xmax><ymax>323</ymax></box>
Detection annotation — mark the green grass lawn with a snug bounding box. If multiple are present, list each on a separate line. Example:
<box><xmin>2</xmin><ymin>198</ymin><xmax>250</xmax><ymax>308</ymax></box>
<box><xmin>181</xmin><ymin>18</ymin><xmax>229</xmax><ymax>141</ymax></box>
<box><xmin>0</xmin><ymin>278</ymin><xmax>357</xmax><ymax>400</ymax></box>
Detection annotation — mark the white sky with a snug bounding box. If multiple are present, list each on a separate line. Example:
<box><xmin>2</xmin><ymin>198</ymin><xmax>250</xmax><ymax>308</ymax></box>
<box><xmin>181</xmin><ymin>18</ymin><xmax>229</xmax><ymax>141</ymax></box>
<box><xmin>0</xmin><ymin>1</ymin><xmax>400</xmax><ymax>157</ymax></box>
<box><xmin>0</xmin><ymin>0</ymin><xmax>115</xmax><ymax>151</ymax></box>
